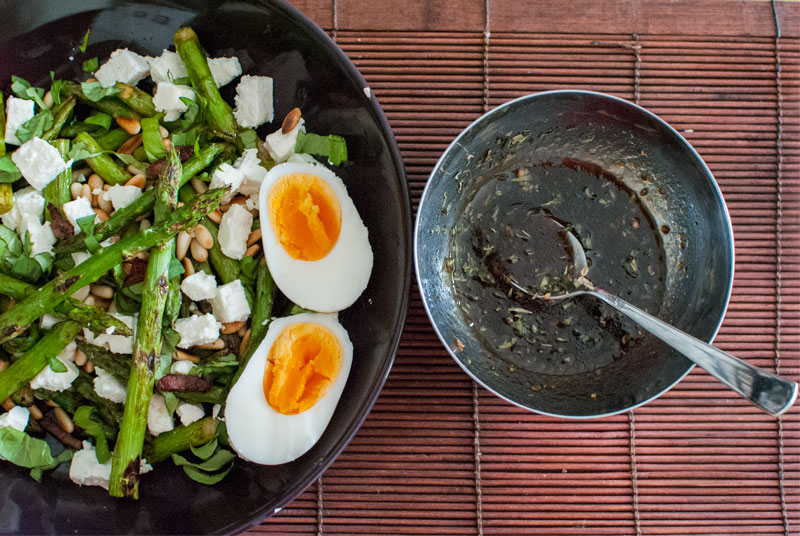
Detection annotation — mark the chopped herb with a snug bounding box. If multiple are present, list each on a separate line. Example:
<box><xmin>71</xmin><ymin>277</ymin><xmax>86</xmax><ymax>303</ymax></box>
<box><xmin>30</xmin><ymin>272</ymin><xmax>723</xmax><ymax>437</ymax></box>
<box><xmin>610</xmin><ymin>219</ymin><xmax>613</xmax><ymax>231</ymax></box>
<box><xmin>82</xmin><ymin>57</ymin><xmax>99</xmax><ymax>73</ymax></box>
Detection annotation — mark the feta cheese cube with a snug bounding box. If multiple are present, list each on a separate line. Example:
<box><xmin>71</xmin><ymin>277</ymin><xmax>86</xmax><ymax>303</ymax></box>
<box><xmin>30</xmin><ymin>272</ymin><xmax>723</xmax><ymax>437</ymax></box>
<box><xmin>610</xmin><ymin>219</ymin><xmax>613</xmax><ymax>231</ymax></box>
<box><xmin>152</xmin><ymin>82</ymin><xmax>196</xmax><ymax>122</ymax></box>
<box><xmin>209</xmin><ymin>163</ymin><xmax>245</xmax><ymax>202</ymax></box>
<box><xmin>234</xmin><ymin>148</ymin><xmax>268</xmax><ymax>197</ymax></box>
<box><xmin>0</xmin><ymin>187</ymin><xmax>45</xmax><ymax>232</ymax></box>
<box><xmin>263</xmin><ymin>119</ymin><xmax>304</xmax><ymax>163</ymax></box>
<box><xmin>170</xmin><ymin>360</ymin><xmax>196</xmax><ymax>375</ymax></box>
<box><xmin>233</xmin><ymin>75</ymin><xmax>274</xmax><ymax>128</ymax></box>
<box><xmin>102</xmin><ymin>184</ymin><xmax>143</xmax><ymax>211</ymax></box>
<box><xmin>210</xmin><ymin>280</ymin><xmax>251</xmax><ymax>323</ymax></box>
<box><xmin>147</xmin><ymin>393</ymin><xmax>174</xmax><ymax>436</ymax></box>
<box><xmin>175</xmin><ymin>403</ymin><xmax>205</xmax><ymax>426</ymax></box>
<box><xmin>83</xmin><ymin>314</ymin><xmax>136</xmax><ymax>354</ymax></box>
<box><xmin>208</xmin><ymin>56</ymin><xmax>242</xmax><ymax>87</ymax></box>
<box><xmin>3</xmin><ymin>96</ymin><xmax>35</xmax><ymax>146</ymax></box>
<box><xmin>174</xmin><ymin>313</ymin><xmax>222</xmax><ymax>349</ymax></box>
<box><xmin>95</xmin><ymin>48</ymin><xmax>151</xmax><ymax>88</ymax></box>
<box><xmin>93</xmin><ymin>367</ymin><xmax>127</xmax><ymax>404</ymax></box>
<box><xmin>69</xmin><ymin>444</ymin><xmax>111</xmax><ymax>489</ymax></box>
<box><xmin>72</xmin><ymin>251</ymin><xmax>91</xmax><ymax>267</ymax></box>
<box><xmin>11</xmin><ymin>137</ymin><xmax>70</xmax><ymax>190</ymax></box>
<box><xmin>218</xmin><ymin>204</ymin><xmax>252</xmax><ymax>260</ymax></box>
<box><xmin>22</xmin><ymin>215</ymin><xmax>56</xmax><ymax>256</ymax></box>
<box><xmin>148</xmin><ymin>50</ymin><xmax>187</xmax><ymax>84</ymax></box>
<box><xmin>62</xmin><ymin>197</ymin><xmax>97</xmax><ymax>233</ymax></box>
<box><xmin>30</xmin><ymin>342</ymin><xmax>79</xmax><ymax>392</ymax></box>
<box><xmin>180</xmin><ymin>271</ymin><xmax>218</xmax><ymax>301</ymax></box>
<box><xmin>0</xmin><ymin>406</ymin><xmax>30</xmax><ymax>432</ymax></box>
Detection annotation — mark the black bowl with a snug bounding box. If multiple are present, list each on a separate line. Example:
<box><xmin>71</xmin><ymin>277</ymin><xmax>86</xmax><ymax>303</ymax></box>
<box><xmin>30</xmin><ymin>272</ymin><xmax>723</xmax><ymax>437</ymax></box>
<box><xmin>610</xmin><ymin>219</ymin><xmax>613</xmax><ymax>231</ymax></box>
<box><xmin>0</xmin><ymin>1</ymin><xmax>410</xmax><ymax>533</ymax></box>
<box><xmin>415</xmin><ymin>91</ymin><xmax>734</xmax><ymax>418</ymax></box>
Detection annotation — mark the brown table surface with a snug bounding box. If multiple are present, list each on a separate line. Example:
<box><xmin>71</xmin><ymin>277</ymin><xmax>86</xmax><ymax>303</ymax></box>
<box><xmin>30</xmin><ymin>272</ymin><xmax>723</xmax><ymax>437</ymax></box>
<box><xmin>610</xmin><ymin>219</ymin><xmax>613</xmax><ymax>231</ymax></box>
<box><xmin>252</xmin><ymin>1</ymin><xmax>800</xmax><ymax>534</ymax></box>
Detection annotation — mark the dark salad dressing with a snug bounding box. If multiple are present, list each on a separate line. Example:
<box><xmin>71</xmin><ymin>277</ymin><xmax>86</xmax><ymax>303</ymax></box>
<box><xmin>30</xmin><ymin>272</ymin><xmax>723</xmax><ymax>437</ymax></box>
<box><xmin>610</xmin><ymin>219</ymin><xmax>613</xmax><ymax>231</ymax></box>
<box><xmin>447</xmin><ymin>159</ymin><xmax>668</xmax><ymax>376</ymax></box>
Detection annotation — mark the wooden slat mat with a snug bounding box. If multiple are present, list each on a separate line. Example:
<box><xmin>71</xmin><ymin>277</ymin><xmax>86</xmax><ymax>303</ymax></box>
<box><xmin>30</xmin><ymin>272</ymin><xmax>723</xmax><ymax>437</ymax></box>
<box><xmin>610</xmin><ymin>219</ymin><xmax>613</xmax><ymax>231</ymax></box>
<box><xmin>252</xmin><ymin>1</ymin><xmax>799</xmax><ymax>534</ymax></box>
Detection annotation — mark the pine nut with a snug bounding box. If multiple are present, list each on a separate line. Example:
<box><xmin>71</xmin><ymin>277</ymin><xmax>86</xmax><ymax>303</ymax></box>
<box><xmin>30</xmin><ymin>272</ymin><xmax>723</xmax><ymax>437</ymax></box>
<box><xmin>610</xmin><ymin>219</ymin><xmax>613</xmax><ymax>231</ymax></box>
<box><xmin>94</xmin><ymin>208</ymin><xmax>109</xmax><ymax>222</ymax></box>
<box><xmin>122</xmin><ymin>262</ymin><xmax>132</xmax><ymax>275</ymax></box>
<box><xmin>126</xmin><ymin>164</ymin><xmax>146</xmax><ymax>176</ymax></box>
<box><xmin>158</xmin><ymin>126</ymin><xmax>169</xmax><ymax>138</ymax></box>
<box><xmin>43</xmin><ymin>90</ymin><xmax>54</xmax><ymax>109</ymax></box>
<box><xmin>237</xmin><ymin>325</ymin><xmax>247</xmax><ymax>337</ymax></box>
<box><xmin>126</xmin><ymin>174</ymin><xmax>146</xmax><ymax>189</ymax></box>
<box><xmin>54</xmin><ymin>407</ymin><xmax>74</xmax><ymax>434</ymax></box>
<box><xmin>28</xmin><ymin>404</ymin><xmax>43</xmax><ymax>420</ymax></box>
<box><xmin>239</xmin><ymin>328</ymin><xmax>251</xmax><ymax>357</ymax></box>
<box><xmin>190</xmin><ymin>239</ymin><xmax>208</xmax><ymax>262</ymax></box>
<box><xmin>84</xmin><ymin>361</ymin><xmax>94</xmax><ymax>373</ymax></box>
<box><xmin>91</xmin><ymin>284</ymin><xmax>114</xmax><ymax>300</ymax></box>
<box><xmin>97</xmin><ymin>192</ymin><xmax>113</xmax><ymax>213</ymax></box>
<box><xmin>175</xmin><ymin>349</ymin><xmax>200</xmax><ymax>363</ymax></box>
<box><xmin>163</xmin><ymin>138</ymin><xmax>173</xmax><ymax>152</ymax></box>
<box><xmin>182</xmin><ymin>257</ymin><xmax>195</xmax><ymax>276</ymax></box>
<box><xmin>221</xmin><ymin>321</ymin><xmax>246</xmax><ymax>335</ymax></box>
<box><xmin>88</xmin><ymin>174</ymin><xmax>104</xmax><ymax>191</ymax></box>
<box><xmin>246</xmin><ymin>228</ymin><xmax>262</xmax><ymax>246</ymax></box>
<box><xmin>244</xmin><ymin>244</ymin><xmax>260</xmax><ymax>258</ymax></box>
<box><xmin>71</xmin><ymin>286</ymin><xmax>90</xmax><ymax>302</ymax></box>
<box><xmin>74</xmin><ymin>349</ymin><xmax>87</xmax><ymax>367</ymax></box>
<box><xmin>84</xmin><ymin>295</ymin><xmax>96</xmax><ymax>307</ymax></box>
<box><xmin>191</xmin><ymin>178</ymin><xmax>208</xmax><ymax>194</ymax></box>
<box><xmin>194</xmin><ymin>224</ymin><xmax>213</xmax><ymax>249</ymax></box>
<box><xmin>140</xmin><ymin>219</ymin><xmax>151</xmax><ymax>230</ymax></box>
<box><xmin>0</xmin><ymin>360</ymin><xmax>8</xmax><ymax>372</ymax></box>
<box><xmin>46</xmin><ymin>399</ymin><xmax>60</xmax><ymax>408</ymax></box>
<box><xmin>282</xmin><ymin>107</ymin><xmax>302</xmax><ymax>134</ymax></box>
<box><xmin>70</xmin><ymin>182</ymin><xmax>83</xmax><ymax>200</ymax></box>
<box><xmin>2</xmin><ymin>399</ymin><xmax>15</xmax><ymax>411</ymax></box>
<box><xmin>176</xmin><ymin>231</ymin><xmax>192</xmax><ymax>260</ymax></box>
<box><xmin>207</xmin><ymin>210</ymin><xmax>223</xmax><ymax>224</ymax></box>
<box><xmin>118</xmin><ymin>134</ymin><xmax>143</xmax><ymax>155</ymax></box>
<box><xmin>194</xmin><ymin>338</ymin><xmax>225</xmax><ymax>350</ymax></box>
<box><xmin>115</xmin><ymin>116</ymin><xmax>141</xmax><ymax>135</ymax></box>
<box><xmin>80</xmin><ymin>183</ymin><xmax>92</xmax><ymax>200</ymax></box>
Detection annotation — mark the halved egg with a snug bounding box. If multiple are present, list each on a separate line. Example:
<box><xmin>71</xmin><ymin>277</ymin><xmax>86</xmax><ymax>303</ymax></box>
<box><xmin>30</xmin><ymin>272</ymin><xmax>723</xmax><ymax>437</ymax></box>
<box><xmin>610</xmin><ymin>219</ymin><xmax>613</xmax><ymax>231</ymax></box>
<box><xmin>258</xmin><ymin>162</ymin><xmax>373</xmax><ymax>313</ymax></box>
<box><xmin>225</xmin><ymin>313</ymin><xmax>353</xmax><ymax>465</ymax></box>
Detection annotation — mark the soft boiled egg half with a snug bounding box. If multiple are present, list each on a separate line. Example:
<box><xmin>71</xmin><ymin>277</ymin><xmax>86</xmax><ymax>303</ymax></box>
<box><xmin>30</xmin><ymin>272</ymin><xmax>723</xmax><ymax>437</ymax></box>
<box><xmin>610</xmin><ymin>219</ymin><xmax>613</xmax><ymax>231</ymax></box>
<box><xmin>258</xmin><ymin>162</ymin><xmax>373</xmax><ymax>313</ymax></box>
<box><xmin>225</xmin><ymin>313</ymin><xmax>353</xmax><ymax>465</ymax></box>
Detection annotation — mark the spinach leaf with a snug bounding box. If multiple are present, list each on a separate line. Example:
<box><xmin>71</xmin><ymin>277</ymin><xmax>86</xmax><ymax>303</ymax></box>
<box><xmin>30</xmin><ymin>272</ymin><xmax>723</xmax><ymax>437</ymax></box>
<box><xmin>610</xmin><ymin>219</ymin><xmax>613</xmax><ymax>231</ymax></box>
<box><xmin>0</xmin><ymin>156</ymin><xmax>22</xmax><ymax>184</ymax></box>
<box><xmin>0</xmin><ymin>427</ymin><xmax>55</xmax><ymax>468</ymax></box>
<box><xmin>29</xmin><ymin>448</ymin><xmax>73</xmax><ymax>483</ymax></box>
<box><xmin>141</xmin><ymin>114</ymin><xmax>166</xmax><ymax>162</ymax></box>
<box><xmin>73</xmin><ymin>406</ymin><xmax>111</xmax><ymax>463</ymax></box>
<box><xmin>15</xmin><ymin>110</ymin><xmax>54</xmax><ymax>144</ymax></box>
<box><xmin>48</xmin><ymin>354</ymin><xmax>68</xmax><ymax>373</ymax></box>
<box><xmin>295</xmin><ymin>131</ymin><xmax>348</xmax><ymax>166</ymax></box>
<box><xmin>80</xmin><ymin>81</ymin><xmax>120</xmax><ymax>103</ymax></box>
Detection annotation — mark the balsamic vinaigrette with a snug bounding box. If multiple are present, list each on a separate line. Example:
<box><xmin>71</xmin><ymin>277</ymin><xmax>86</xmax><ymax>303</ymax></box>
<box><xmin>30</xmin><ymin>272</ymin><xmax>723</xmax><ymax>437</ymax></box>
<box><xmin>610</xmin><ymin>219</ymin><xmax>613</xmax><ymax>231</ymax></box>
<box><xmin>447</xmin><ymin>159</ymin><xmax>668</xmax><ymax>376</ymax></box>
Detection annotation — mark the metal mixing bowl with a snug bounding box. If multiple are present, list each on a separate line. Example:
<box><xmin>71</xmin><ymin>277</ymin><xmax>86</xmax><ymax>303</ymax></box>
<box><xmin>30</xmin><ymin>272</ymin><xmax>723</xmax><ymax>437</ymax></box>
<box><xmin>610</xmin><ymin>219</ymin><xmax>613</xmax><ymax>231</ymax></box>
<box><xmin>415</xmin><ymin>90</ymin><xmax>734</xmax><ymax>418</ymax></box>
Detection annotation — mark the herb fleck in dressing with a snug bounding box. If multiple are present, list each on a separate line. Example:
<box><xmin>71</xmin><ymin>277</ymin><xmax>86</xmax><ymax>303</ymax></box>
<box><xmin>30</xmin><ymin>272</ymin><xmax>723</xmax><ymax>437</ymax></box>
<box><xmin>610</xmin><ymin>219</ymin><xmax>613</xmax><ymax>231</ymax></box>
<box><xmin>448</xmin><ymin>159</ymin><xmax>667</xmax><ymax>376</ymax></box>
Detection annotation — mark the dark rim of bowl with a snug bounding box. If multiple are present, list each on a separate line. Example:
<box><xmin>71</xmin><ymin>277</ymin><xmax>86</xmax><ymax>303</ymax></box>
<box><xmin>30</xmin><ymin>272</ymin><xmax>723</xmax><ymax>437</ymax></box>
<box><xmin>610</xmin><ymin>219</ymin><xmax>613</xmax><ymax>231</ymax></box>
<box><xmin>414</xmin><ymin>89</ymin><xmax>735</xmax><ymax>420</ymax></box>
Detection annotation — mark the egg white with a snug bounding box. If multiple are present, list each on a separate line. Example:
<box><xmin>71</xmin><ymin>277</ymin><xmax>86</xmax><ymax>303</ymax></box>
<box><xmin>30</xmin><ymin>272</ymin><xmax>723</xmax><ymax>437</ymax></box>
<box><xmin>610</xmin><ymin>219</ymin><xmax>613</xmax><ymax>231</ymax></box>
<box><xmin>258</xmin><ymin>162</ymin><xmax>373</xmax><ymax>313</ymax></box>
<box><xmin>225</xmin><ymin>313</ymin><xmax>353</xmax><ymax>465</ymax></box>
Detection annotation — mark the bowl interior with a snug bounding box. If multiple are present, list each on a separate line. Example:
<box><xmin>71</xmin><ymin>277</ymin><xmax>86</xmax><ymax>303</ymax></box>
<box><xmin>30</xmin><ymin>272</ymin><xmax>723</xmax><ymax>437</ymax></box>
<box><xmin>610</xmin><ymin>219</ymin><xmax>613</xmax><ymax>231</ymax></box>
<box><xmin>416</xmin><ymin>91</ymin><xmax>733</xmax><ymax>418</ymax></box>
<box><xmin>0</xmin><ymin>1</ymin><xmax>410</xmax><ymax>533</ymax></box>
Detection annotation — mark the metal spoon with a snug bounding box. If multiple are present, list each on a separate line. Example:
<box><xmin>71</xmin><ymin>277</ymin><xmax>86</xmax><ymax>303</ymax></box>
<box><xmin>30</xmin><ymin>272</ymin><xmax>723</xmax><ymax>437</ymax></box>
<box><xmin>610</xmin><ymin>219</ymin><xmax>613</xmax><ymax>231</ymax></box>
<box><xmin>505</xmin><ymin>222</ymin><xmax>799</xmax><ymax>417</ymax></box>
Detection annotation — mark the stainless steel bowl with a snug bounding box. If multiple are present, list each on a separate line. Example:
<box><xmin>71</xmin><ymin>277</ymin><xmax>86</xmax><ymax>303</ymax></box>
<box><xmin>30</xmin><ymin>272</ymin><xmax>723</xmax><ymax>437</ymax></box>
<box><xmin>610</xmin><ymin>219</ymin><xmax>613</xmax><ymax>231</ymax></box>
<box><xmin>415</xmin><ymin>90</ymin><xmax>734</xmax><ymax>418</ymax></box>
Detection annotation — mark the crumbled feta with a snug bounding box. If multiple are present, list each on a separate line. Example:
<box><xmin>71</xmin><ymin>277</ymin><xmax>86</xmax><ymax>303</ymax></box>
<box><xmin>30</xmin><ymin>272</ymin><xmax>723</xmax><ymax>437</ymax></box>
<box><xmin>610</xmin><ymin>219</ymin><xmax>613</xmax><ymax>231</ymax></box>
<box><xmin>208</xmin><ymin>163</ymin><xmax>244</xmax><ymax>202</ymax></box>
<box><xmin>40</xmin><ymin>314</ymin><xmax>59</xmax><ymax>330</ymax></box>
<box><xmin>234</xmin><ymin>148</ymin><xmax>268</xmax><ymax>198</ymax></box>
<box><xmin>218</xmin><ymin>204</ymin><xmax>252</xmax><ymax>260</ymax></box>
<box><xmin>208</xmin><ymin>56</ymin><xmax>242</xmax><ymax>87</ymax></box>
<box><xmin>153</xmin><ymin>82</ymin><xmax>196</xmax><ymax>122</ymax></box>
<box><xmin>287</xmin><ymin>152</ymin><xmax>322</xmax><ymax>166</ymax></box>
<box><xmin>233</xmin><ymin>75</ymin><xmax>274</xmax><ymax>128</ymax></box>
<box><xmin>180</xmin><ymin>271</ymin><xmax>218</xmax><ymax>301</ymax></box>
<box><xmin>0</xmin><ymin>406</ymin><xmax>30</xmax><ymax>432</ymax></box>
<box><xmin>62</xmin><ymin>197</ymin><xmax>97</xmax><ymax>233</ymax></box>
<box><xmin>11</xmin><ymin>137</ymin><xmax>70</xmax><ymax>191</ymax></box>
<box><xmin>72</xmin><ymin>250</ymin><xmax>91</xmax><ymax>267</ymax></box>
<box><xmin>170</xmin><ymin>360</ymin><xmax>195</xmax><ymax>375</ymax></box>
<box><xmin>174</xmin><ymin>313</ymin><xmax>222</xmax><ymax>349</ymax></box>
<box><xmin>147</xmin><ymin>393</ymin><xmax>174</xmax><ymax>436</ymax></box>
<box><xmin>0</xmin><ymin>187</ymin><xmax>45</xmax><ymax>232</ymax></box>
<box><xmin>102</xmin><ymin>184</ymin><xmax>143</xmax><ymax>211</ymax></box>
<box><xmin>210</xmin><ymin>280</ymin><xmax>251</xmax><ymax>323</ymax></box>
<box><xmin>30</xmin><ymin>342</ymin><xmax>79</xmax><ymax>392</ymax></box>
<box><xmin>212</xmin><ymin>404</ymin><xmax>222</xmax><ymax>419</ymax></box>
<box><xmin>22</xmin><ymin>215</ymin><xmax>56</xmax><ymax>255</ymax></box>
<box><xmin>70</xmin><ymin>442</ymin><xmax>152</xmax><ymax>489</ymax></box>
<box><xmin>95</xmin><ymin>48</ymin><xmax>151</xmax><ymax>88</ymax></box>
<box><xmin>263</xmin><ymin>119</ymin><xmax>304</xmax><ymax>163</ymax></box>
<box><xmin>175</xmin><ymin>403</ymin><xmax>205</xmax><ymax>426</ymax></box>
<box><xmin>3</xmin><ymin>96</ymin><xmax>35</xmax><ymax>146</ymax></box>
<box><xmin>148</xmin><ymin>50</ymin><xmax>187</xmax><ymax>84</ymax></box>
<box><xmin>93</xmin><ymin>367</ymin><xmax>127</xmax><ymax>404</ymax></box>
<box><xmin>83</xmin><ymin>314</ymin><xmax>136</xmax><ymax>354</ymax></box>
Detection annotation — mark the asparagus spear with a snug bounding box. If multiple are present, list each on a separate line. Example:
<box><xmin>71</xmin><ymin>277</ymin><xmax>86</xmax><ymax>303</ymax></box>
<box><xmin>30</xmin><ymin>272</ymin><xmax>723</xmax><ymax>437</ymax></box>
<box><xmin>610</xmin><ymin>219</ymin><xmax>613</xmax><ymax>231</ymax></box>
<box><xmin>232</xmin><ymin>258</ymin><xmax>275</xmax><ymax>385</ymax></box>
<box><xmin>0</xmin><ymin>187</ymin><xmax>225</xmax><ymax>343</ymax></box>
<box><xmin>40</xmin><ymin>96</ymin><xmax>76</xmax><ymax>142</ymax></box>
<box><xmin>60</xmin><ymin>81</ymin><xmax>140</xmax><ymax>120</ymax></box>
<box><xmin>174</xmin><ymin>27</ymin><xmax>238</xmax><ymax>140</ymax></box>
<box><xmin>0</xmin><ymin>92</ymin><xmax>11</xmax><ymax>216</ymax></box>
<box><xmin>114</xmin><ymin>83</ymin><xmax>157</xmax><ymax>117</ymax></box>
<box><xmin>95</xmin><ymin>128</ymin><xmax>132</xmax><ymax>152</ymax></box>
<box><xmin>76</xmin><ymin>341</ymin><xmax>130</xmax><ymax>382</ymax></box>
<box><xmin>0</xmin><ymin>321</ymin><xmax>81</xmax><ymax>402</ymax></box>
<box><xmin>75</xmin><ymin>131</ymin><xmax>132</xmax><ymax>185</ymax></box>
<box><xmin>144</xmin><ymin>417</ymin><xmax>219</xmax><ymax>463</ymax></box>
<box><xmin>43</xmin><ymin>139</ymin><xmax>73</xmax><ymax>217</ymax></box>
<box><xmin>55</xmin><ymin>143</ymin><xmax>229</xmax><ymax>256</ymax></box>
<box><xmin>109</xmin><ymin>148</ymin><xmax>181</xmax><ymax>499</ymax></box>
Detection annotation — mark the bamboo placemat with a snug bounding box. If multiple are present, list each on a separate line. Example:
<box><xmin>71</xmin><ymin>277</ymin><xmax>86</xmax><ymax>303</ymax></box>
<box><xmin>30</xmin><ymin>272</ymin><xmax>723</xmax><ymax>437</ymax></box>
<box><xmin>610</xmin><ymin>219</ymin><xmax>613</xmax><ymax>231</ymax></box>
<box><xmin>252</xmin><ymin>1</ymin><xmax>799</xmax><ymax>534</ymax></box>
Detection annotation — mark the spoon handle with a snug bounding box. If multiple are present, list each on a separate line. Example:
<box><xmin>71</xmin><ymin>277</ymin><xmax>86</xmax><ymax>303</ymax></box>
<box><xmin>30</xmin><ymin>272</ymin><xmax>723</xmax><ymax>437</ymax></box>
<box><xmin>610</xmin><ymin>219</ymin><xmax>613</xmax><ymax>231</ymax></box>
<box><xmin>588</xmin><ymin>289</ymin><xmax>798</xmax><ymax>416</ymax></box>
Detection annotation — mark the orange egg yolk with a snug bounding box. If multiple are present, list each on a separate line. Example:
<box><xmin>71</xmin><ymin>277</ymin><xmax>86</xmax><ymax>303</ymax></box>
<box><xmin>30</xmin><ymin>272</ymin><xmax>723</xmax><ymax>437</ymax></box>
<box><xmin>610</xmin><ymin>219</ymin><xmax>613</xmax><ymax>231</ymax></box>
<box><xmin>267</xmin><ymin>173</ymin><xmax>342</xmax><ymax>261</ymax></box>
<box><xmin>263</xmin><ymin>322</ymin><xmax>343</xmax><ymax>415</ymax></box>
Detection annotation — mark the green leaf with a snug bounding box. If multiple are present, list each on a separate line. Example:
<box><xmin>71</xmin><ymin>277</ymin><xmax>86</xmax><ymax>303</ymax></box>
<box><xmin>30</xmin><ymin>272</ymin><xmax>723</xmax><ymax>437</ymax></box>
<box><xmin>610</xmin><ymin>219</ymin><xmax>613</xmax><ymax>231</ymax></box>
<box><xmin>84</xmin><ymin>111</ymin><xmax>112</xmax><ymax>130</ymax></box>
<box><xmin>194</xmin><ymin>354</ymin><xmax>238</xmax><ymax>377</ymax></box>
<box><xmin>29</xmin><ymin>447</ymin><xmax>73</xmax><ymax>482</ymax></box>
<box><xmin>80</xmin><ymin>81</ymin><xmax>120</xmax><ymax>103</ymax></box>
<box><xmin>114</xmin><ymin>152</ymin><xmax>148</xmax><ymax>171</ymax></box>
<box><xmin>163</xmin><ymin>392</ymin><xmax>179</xmax><ymax>415</ymax></box>
<box><xmin>49</xmin><ymin>73</ymin><xmax>64</xmax><ymax>107</ymax></box>
<box><xmin>0</xmin><ymin>156</ymin><xmax>22</xmax><ymax>184</ymax></box>
<box><xmin>172</xmin><ymin>448</ymin><xmax>235</xmax><ymax>473</ymax></box>
<box><xmin>15</xmin><ymin>110</ymin><xmax>54</xmax><ymax>144</ymax></box>
<box><xmin>172</xmin><ymin>77</ymin><xmax>190</xmax><ymax>86</ymax></box>
<box><xmin>181</xmin><ymin>463</ymin><xmax>233</xmax><ymax>485</ymax></box>
<box><xmin>0</xmin><ymin>427</ymin><xmax>55</xmax><ymax>468</ymax></box>
<box><xmin>141</xmin><ymin>114</ymin><xmax>166</xmax><ymax>162</ymax></box>
<box><xmin>68</xmin><ymin>140</ymin><xmax>103</xmax><ymax>162</ymax></box>
<box><xmin>48</xmin><ymin>354</ymin><xmax>68</xmax><ymax>373</ymax></box>
<box><xmin>167</xmin><ymin>255</ymin><xmax>185</xmax><ymax>280</ymax></box>
<box><xmin>295</xmin><ymin>132</ymin><xmax>348</xmax><ymax>166</ymax></box>
<box><xmin>73</xmin><ymin>406</ymin><xmax>111</xmax><ymax>463</ymax></box>
<box><xmin>82</xmin><ymin>57</ymin><xmax>99</xmax><ymax>73</ymax></box>
<box><xmin>170</xmin><ymin>129</ymin><xmax>198</xmax><ymax>147</ymax></box>
<box><xmin>190</xmin><ymin>438</ymin><xmax>218</xmax><ymax>460</ymax></box>
<box><xmin>79</xmin><ymin>29</ymin><xmax>91</xmax><ymax>53</ymax></box>
<box><xmin>76</xmin><ymin>214</ymin><xmax>99</xmax><ymax>253</ymax></box>
<box><xmin>238</xmin><ymin>129</ymin><xmax>259</xmax><ymax>150</ymax></box>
